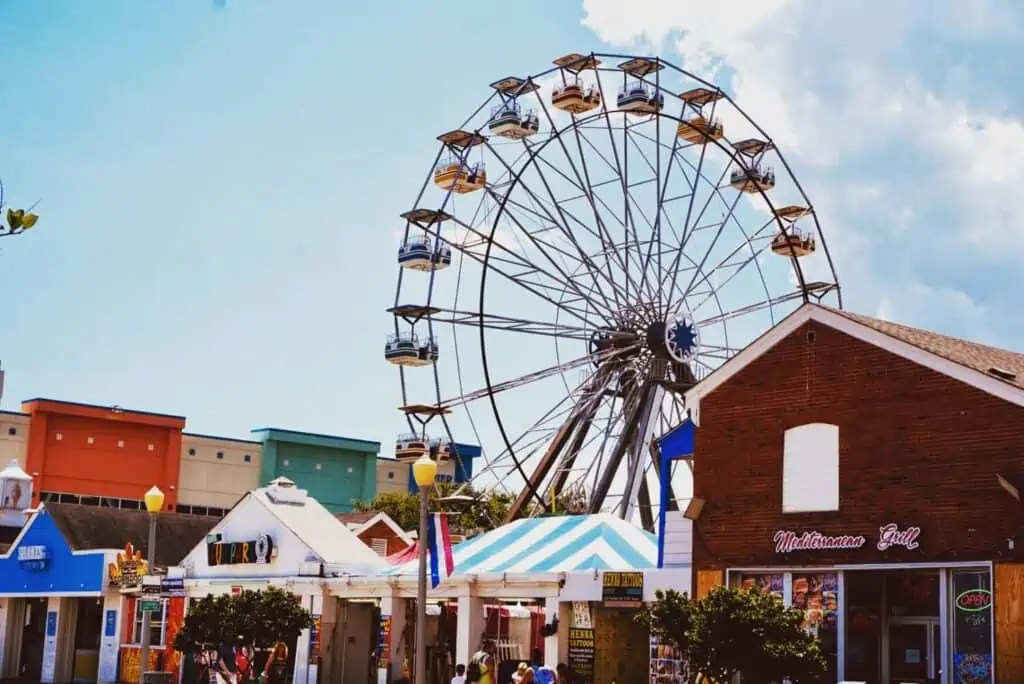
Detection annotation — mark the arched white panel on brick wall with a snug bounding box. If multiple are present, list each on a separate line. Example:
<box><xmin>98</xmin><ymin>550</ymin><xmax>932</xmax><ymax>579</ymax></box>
<box><xmin>782</xmin><ymin>423</ymin><xmax>839</xmax><ymax>513</ymax></box>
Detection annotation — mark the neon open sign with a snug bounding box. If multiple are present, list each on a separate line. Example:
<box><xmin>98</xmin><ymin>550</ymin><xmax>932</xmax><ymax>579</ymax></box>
<box><xmin>955</xmin><ymin>588</ymin><xmax>992</xmax><ymax>612</ymax></box>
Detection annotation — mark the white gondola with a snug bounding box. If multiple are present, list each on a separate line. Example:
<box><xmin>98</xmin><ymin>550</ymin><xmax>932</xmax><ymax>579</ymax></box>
<box><xmin>552</xmin><ymin>80</ymin><xmax>601</xmax><ymax>114</ymax></box>
<box><xmin>488</xmin><ymin>104</ymin><xmax>541</xmax><ymax>139</ymax></box>
<box><xmin>395</xmin><ymin>433</ymin><xmax>429</xmax><ymax>462</ymax></box>
<box><xmin>429</xmin><ymin>437</ymin><xmax>452</xmax><ymax>462</ymax></box>
<box><xmin>398</xmin><ymin>236</ymin><xmax>452</xmax><ymax>271</ymax></box>
<box><xmin>385</xmin><ymin>333</ymin><xmax>420</xmax><ymax>366</ymax></box>
<box><xmin>415</xmin><ymin>337</ymin><xmax>439</xmax><ymax>366</ymax></box>
<box><xmin>617</xmin><ymin>82</ymin><xmax>663</xmax><ymax>116</ymax></box>
<box><xmin>730</xmin><ymin>165</ymin><xmax>776</xmax><ymax>193</ymax></box>
<box><xmin>434</xmin><ymin>158</ymin><xmax>487</xmax><ymax>194</ymax></box>
<box><xmin>770</xmin><ymin>228</ymin><xmax>816</xmax><ymax>257</ymax></box>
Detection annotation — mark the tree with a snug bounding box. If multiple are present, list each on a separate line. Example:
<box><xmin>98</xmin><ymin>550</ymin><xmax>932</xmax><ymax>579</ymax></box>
<box><xmin>351</xmin><ymin>483</ymin><xmax>514</xmax><ymax>535</ymax></box>
<box><xmin>0</xmin><ymin>180</ymin><xmax>40</xmax><ymax>238</ymax></box>
<box><xmin>173</xmin><ymin>586</ymin><xmax>315</xmax><ymax>655</ymax></box>
<box><xmin>638</xmin><ymin>586</ymin><xmax>826</xmax><ymax>684</ymax></box>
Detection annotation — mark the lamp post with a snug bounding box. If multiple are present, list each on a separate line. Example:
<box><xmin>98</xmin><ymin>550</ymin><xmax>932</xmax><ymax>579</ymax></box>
<box><xmin>412</xmin><ymin>453</ymin><xmax>438</xmax><ymax>684</ymax></box>
<box><xmin>139</xmin><ymin>486</ymin><xmax>165</xmax><ymax>684</ymax></box>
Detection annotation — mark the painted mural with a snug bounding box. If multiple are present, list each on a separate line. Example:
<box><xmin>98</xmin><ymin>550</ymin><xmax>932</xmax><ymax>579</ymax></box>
<box><xmin>118</xmin><ymin>596</ymin><xmax>185</xmax><ymax>683</ymax></box>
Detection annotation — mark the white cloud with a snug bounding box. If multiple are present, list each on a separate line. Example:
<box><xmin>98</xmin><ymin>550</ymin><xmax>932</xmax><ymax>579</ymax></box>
<box><xmin>580</xmin><ymin>0</ymin><xmax>1024</xmax><ymax>345</ymax></box>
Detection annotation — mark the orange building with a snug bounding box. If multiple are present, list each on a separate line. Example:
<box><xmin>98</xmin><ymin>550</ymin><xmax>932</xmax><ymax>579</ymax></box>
<box><xmin>22</xmin><ymin>399</ymin><xmax>184</xmax><ymax>511</ymax></box>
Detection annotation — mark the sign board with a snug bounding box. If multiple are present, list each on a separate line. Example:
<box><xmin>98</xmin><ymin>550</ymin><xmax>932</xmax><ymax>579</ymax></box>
<box><xmin>160</xmin><ymin>577</ymin><xmax>187</xmax><ymax>597</ymax></box>
<box><xmin>308</xmin><ymin>615</ymin><xmax>322</xmax><ymax>664</ymax></box>
<box><xmin>567</xmin><ymin>627</ymin><xmax>595</xmax><ymax>684</ymax></box>
<box><xmin>773</xmin><ymin>523</ymin><xmax>922</xmax><ymax>554</ymax></box>
<box><xmin>17</xmin><ymin>545</ymin><xmax>51</xmax><ymax>570</ymax></box>
<box><xmin>140</xmin><ymin>599</ymin><xmax>162</xmax><ymax>613</ymax></box>
<box><xmin>108</xmin><ymin>543</ymin><xmax>148</xmax><ymax>588</ymax></box>
<box><xmin>230</xmin><ymin>585</ymin><xmax>243</xmax><ymax>596</ymax></box>
<box><xmin>376</xmin><ymin>616</ymin><xmax>392</xmax><ymax>670</ymax></box>
<box><xmin>602</xmin><ymin>571</ymin><xmax>644</xmax><ymax>608</ymax></box>
<box><xmin>207</xmin><ymin>533</ymin><xmax>274</xmax><ymax>566</ymax></box>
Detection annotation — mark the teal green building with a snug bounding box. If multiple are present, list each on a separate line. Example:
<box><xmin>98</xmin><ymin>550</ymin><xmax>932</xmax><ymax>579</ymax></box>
<box><xmin>252</xmin><ymin>427</ymin><xmax>380</xmax><ymax>513</ymax></box>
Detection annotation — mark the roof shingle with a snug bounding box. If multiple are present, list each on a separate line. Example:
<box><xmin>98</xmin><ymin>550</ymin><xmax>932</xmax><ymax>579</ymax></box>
<box><xmin>824</xmin><ymin>306</ymin><xmax>1024</xmax><ymax>389</ymax></box>
<box><xmin>45</xmin><ymin>503</ymin><xmax>218</xmax><ymax>568</ymax></box>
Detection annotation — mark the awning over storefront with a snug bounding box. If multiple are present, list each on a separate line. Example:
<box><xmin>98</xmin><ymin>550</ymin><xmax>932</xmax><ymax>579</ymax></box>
<box><xmin>387</xmin><ymin>513</ymin><xmax>658</xmax><ymax>576</ymax></box>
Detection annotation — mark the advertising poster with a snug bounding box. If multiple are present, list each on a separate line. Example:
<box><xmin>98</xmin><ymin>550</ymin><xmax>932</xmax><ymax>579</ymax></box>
<box><xmin>602</xmin><ymin>571</ymin><xmax>644</xmax><ymax>608</ymax></box>
<box><xmin>308</xmin><ymin>615</ymin><xmax>322</xmax><ymax>664</ymax></box>
<box><xmin>377</xmin><ymin>615</ymin><xmax>392</xmax><ymax>669</ymax></box>
<box><xmin>567</xmin><ymin>627</ymin><xmax>595</xmax><ymax>684</ymax></box>
<box><xmin>649</xmin><ymin>633</ymin><xmax>686</xmax><ymax>683</ymax></box>
<box><xmin>741</xmin><ymin>573</ymin><xmax>784</xmax><ymax>601</ymax></box>
<box><xmin>791</xmin><ymin>573</ymin><xmax>839</xmax><ymax>633</ymax></box>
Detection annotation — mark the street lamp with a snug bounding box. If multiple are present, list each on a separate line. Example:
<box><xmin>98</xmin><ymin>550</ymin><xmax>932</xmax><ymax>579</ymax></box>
<box><xmin>412</xmin><ymin>453</ymin><xmax>438</xmax><ymax>684</ymax></box>
<box><xmin>139</xmin><ymin>486</ymin><xmax>164</xmax><ymax>684</ymax></box>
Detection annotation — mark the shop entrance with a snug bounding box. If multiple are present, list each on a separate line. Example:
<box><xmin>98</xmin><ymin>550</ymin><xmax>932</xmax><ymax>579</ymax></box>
<box><xmin>888</xmin><ymin>618</ymin><xmax>940</xmax><ymax>683</ymax></box>
<box><xmin>845</xmin><ymin>570</ymin><xmax>941</xmax><ymax>684</ymax></box>
<box><xmin>18</xmin><ymin>597</ymin><xmax>48</xmax><ymax>681</ymax></box>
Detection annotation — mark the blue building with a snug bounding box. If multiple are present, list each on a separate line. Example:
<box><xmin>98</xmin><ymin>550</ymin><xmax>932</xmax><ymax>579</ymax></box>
<box><xmin>408</xmin><ymin>442</ymin><xmax>481</xmax><ymax>494</ymax></box>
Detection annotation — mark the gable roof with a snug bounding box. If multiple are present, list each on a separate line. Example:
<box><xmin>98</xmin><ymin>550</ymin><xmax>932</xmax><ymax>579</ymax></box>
<box><xmin>45</xmin><ymin>503</ymin><xmax>218</xmax><ymax>567</ymax></box>
<box><xmin>247</xmin><ymin>487</ymin><xmax>385</xmax><ymax>568</ymax></box>
<box><xmin>387</xmin><ymin>513</ymin><xmax>658</xmax><ymax>576</ymax></box>
<box><xmin>345</xmin><ymin>511</ymin><xmax>414</xmax><ymax>546</ymax></box>
<box><xmin>335</xmin><ymin>511</ymin><xmax>378</xmax><ymax>525</ymax></box>
<box><xmin>686</xmin><ymin>303</ymin><xmax>1024</xmax><ymax>420</ymax></box>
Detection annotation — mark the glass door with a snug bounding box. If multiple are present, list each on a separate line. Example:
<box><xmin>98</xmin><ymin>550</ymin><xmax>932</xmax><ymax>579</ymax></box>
<box><xmin>888</xmin><ymin>618</ymin><xmax>939</xmax><ymax>684</ymax></box>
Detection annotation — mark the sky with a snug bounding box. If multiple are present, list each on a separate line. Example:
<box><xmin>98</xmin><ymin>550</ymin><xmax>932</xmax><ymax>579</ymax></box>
<box><xmin>2</xmin><ymin>0</ymin><xmax>1023</xmax><ymax>456</ymax></box>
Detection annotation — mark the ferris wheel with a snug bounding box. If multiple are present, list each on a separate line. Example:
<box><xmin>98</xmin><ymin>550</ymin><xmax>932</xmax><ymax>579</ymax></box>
<box><xmin>386</xmin><ymin>52</ymin><xmax>841</xmax><ymax>528</ymax></box>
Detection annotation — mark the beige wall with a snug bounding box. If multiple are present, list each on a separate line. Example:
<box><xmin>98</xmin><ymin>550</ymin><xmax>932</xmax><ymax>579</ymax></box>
<box><xmin>177</xmin><ymin>433</ymin><xmax>261</xmax><ymax>509</ymax></box>
<box><xmin>0</xmin><ymin>412</ymin><xmax>29</xmax><ymax>467</ymax></box>
<box><xmin>376</xmin><ymin>457</ymin><xmax>408</xmax><ymax>495</ymax></box>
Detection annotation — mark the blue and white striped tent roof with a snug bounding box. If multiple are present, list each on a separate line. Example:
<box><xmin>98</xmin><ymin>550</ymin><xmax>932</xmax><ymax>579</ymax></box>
<box><xmin>389</xmin><ymin>513</ymin><xmax>658</xmax><ymax>576</ymax></box>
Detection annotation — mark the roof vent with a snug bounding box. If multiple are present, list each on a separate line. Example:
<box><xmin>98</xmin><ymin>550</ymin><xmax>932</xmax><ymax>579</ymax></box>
<box><xmin>265</xmin><ymin>477</ymin><xmax>308</xmax><ymax>505</ymax></box>
<box><xmin>987</xmin><ymin>366</ymin><xmax>1017</xmax><ymax>381</ymax></box>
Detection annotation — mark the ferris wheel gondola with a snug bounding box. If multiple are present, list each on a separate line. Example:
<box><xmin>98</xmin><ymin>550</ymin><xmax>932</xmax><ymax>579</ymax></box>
<box><xmin>387</xmin><ymin>51</ymin><xmax>842</xmax><ymax>529</ymax></box>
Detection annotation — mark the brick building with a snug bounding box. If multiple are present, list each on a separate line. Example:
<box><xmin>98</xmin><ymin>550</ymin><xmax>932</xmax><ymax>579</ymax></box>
<box><xmin>682</xmin><ymin>303</ymin><xmax>1024</xmax><ymax>684</ymax></box>
<box><xmin>335</xmin><ymin>511</ymin><xmax>413</xmax><ymax>557</ymax></box>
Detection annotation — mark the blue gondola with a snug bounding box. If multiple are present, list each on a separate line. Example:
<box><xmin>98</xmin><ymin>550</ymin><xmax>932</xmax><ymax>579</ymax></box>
<box><xmin>385</xmin><ymin>334</ymin><xmax>420</xmax><ymax>366</ymax></box>
<box><xmin>617</xmin><ymin>82</ymin><xmax>664</xmax><ymax>116</ymax></box>
<box><xmin>398</xmin><ymin>236</ymin><xmax>452</xmax><ymax>271</ymax></box>
<box><xmin>395</xmin><ymin>433</ymin><xmax>429</xmax><ymax>462</ymax></box>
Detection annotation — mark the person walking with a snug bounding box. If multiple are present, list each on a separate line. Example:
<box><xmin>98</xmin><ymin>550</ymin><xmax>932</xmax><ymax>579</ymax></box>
<box><xmin>469</xmin><ymin>639</ymin><xmax>497</xmax><ymax>684</ymax></box>
<box><xmin>260</xmin><ymin>642</ymin><xmax>289</xmax><ymax>684</ymax></box>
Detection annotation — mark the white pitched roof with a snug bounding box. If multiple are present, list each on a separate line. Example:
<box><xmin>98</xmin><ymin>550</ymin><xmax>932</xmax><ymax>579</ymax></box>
<box><xmin>249</xmin><ymin>487</ymin><xmax>385</xmax><ymax>569</ymax></box>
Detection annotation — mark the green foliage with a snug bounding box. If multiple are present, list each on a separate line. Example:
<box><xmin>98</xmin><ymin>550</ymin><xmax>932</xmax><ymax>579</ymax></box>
<box><xmin>638</xmin><ymin>586</ymin><xmax>826</xmax><ymax>684</ymax></box>
<box><xmin>173</xmin><ymin>586</ymin><xmax>314</xmax><ymax>654</ymax></box>
<box><xmin>351</xmin><ymin>483</ymin><xmax>514</xmax><ymax>535</ymax></box>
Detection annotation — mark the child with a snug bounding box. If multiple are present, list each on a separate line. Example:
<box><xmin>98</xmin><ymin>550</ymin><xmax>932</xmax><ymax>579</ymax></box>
<box><xmin>451</xmin><ymin>663</ymin><xmax>466</xmax><ymax>684</ymax></box>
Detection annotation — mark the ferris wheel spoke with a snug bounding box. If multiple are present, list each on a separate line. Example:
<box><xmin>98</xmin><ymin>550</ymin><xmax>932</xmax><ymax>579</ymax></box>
<box><xmin>693</xmin><ymin>289</ymin><xmax>810</xmax><ymax>327</ymax></box>
<box><xmin>429</xmin><ymin>306</ymin><xmax>603</xmax><ymax>341</ymax></box>
<box><xmin>530</xmin><ymin>90</ymin><xmax>640</xmax><ymax>294</ymax></box>
<box><xmin>438</xmin><ymin>344</ymin><xmax>639</xmax><ymax>411</ymax></box>
<box><xmin>484</xmin><ymin>144</ymin><xmax>629</xmax><ymax>311</ymax></box>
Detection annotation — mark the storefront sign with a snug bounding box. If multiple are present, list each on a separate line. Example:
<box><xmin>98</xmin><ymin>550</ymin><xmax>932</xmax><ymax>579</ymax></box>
<box><xmin>376</xmin><ymin>616</ymin><xmax>392</xmax><ymax>670</ymax></box>
<box><xmin>160</xmin><ymin>577</ymin><xmax>187</xmax><ymax>597</ymax></box>
<box><xmin>207</xmin><ymin>533</ymin><xmax>274</xmax><ymax>566</ymax></box>
<box><xmin>773</xmin><ymin>523</ymin><xmax>923</xmax><ymax>554</ymax></box>
<box><xmin>876</xmin><ymin>523</ymin><xmax>921</xmax><ymax>551</ymax></box>
<box><xmin>17</xmin><ymin>545</ymin><xmax>51</xmax><ymax>570</ymax></box>
<box><xmin>308</xmin><ymin>615</ymin><xmax>321</xmax><ymax>664</ymax></box>
<box><xmin>773</xmin><ymin>530</ymin><xmax>867</xmax><ymax>554</ymax></box>
<box><xmin>567</xmin><ymin>627</ymin><xmax>595</xmax><ymax>684</ymax></box>
<box><xmin>956</xmin><ymin>588</ymin><xmax>992</xmax><ymax>612</ymax></box>
<box><xmin>108</xmin><ymin>543</ymin><xmax>148</xmax><ymax>588</ymax></box>
<box><xmin>602</xmin><ymin>571</ymin><xmax>644</xmax><ymax>607</ymax></box>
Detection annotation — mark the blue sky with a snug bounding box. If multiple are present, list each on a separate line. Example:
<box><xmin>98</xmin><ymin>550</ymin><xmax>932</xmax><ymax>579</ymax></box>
<box><xmin>2</xmin><ymin>0</ymin><xmax>1023</xmax><ymax>461</ymax></box>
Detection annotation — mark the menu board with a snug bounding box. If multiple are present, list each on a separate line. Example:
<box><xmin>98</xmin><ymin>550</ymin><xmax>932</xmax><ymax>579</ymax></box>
<box><xmin>791</xmin><ymin>573</ymin><xmax>839</xmax><ymax>632</ymax></box>
<box><xmin>649</xmin><ymin>633</ymin><xmax>686</xmax><ymax>683</ymax></box>
<box><xmin>952</xmin><ymin>571</ymin><xmax>993</xmax><ymax>684</ymax></box>
<box><xmin>741</xmin><ymin>573</ymin><xmax>784</xmax><ymax>601</ymax></box>
<box><xmin>568</xmin><ymin>627</ymin><xmax>595</xmax><ymax>684</ymax></box>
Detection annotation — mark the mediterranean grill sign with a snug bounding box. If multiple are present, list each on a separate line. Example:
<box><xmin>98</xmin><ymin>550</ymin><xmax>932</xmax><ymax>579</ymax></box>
<box><xmin>773</xmin><ymin>523</ymin><xmax>921</xmax><ymax>554</ymax></box>
<box><xmin>602</xmin><ymin>571</ymin><xmax>644</xmax><ymax>608</ymax></box>
<box><xmin>207</xmin><ymin>533</ymin><xmax>274</xmax><ymax>566</ymax></box>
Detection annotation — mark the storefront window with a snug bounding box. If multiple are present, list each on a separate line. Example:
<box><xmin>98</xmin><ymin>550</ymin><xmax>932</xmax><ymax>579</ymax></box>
<box><xmin>792</xmin><ymin>573</ymin><xmax>839</xmax><ymax>681</ymax></box>
<box><xmin>131</xmin><ymin>599</ymin><xmax>167</xmax><ymax>647</ymax></box>
<box><xmin>740</xmin><ymin>573</ymin><xmax>784</xmax><ymax>600</ymax></box>
<box><xmin>951</xmin><ymin>570</ymin><xmax>994</xmax><ymax>684</ymax></box>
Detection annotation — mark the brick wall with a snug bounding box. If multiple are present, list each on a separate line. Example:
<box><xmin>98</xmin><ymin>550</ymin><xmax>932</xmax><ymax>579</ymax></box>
<box><xmin>693</xmin><ymin>320</ymin><xmax>1024</xmax><ymax>569</ymax></box>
